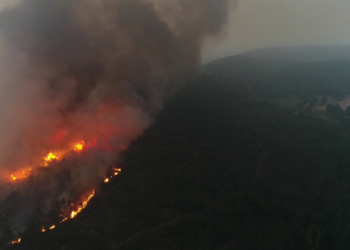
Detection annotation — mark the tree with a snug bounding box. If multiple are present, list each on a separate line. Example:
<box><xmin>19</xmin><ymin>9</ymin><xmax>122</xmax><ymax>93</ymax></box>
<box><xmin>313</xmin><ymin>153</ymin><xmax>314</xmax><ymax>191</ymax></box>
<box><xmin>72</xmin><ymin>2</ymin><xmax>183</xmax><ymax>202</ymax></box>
<box><xmin>326</xmin><ymin>103</ymin><xmax>345</xmax><ymax>117</ymax></box>
<box><xmin>346</xmin><ymin>106</ymin><xmax>350</xmax><ymax>116</ymax></box>
<box><xmin>321</xmin><ymin>96</ymin><xmax>328</xmax><ymax>106</ymax></box>
<box><xmin>310</xmin><ymin>97</ymin><xmax>319</xmax><ymax>106</ymax></box>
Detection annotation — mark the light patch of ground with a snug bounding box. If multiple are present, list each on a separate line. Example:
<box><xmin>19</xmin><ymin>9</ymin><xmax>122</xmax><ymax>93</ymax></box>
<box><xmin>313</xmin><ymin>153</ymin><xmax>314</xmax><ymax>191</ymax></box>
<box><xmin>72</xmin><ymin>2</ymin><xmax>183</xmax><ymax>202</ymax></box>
<box><xmin>323</xmin><ymin>96</ymin><xmax>350</xmax><ymax>110</ymax></box>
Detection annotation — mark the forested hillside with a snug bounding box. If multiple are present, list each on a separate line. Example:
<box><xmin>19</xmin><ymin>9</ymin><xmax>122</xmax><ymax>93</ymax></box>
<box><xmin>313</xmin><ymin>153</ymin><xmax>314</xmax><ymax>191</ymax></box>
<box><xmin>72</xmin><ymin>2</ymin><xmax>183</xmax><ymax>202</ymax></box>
<box><xmin>205</xmin><ymin>56</ymin><xmax>350</xmax><ymax>98</ymax></box>
<box><xmin>9</xmin><ymin>56</ymin><xmax>350</xmax><ymax>250</ymax></box>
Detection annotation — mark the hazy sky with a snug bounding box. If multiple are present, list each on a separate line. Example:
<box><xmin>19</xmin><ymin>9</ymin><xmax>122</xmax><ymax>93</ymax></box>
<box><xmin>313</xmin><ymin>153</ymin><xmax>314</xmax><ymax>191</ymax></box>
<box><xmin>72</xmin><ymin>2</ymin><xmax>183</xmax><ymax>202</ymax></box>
<box><xmin>0</xmin><ymin>0</ymin><xmax>349</xmax><ymax>62</ymax></box>
<box><xmin>203</xmin><ymin>0</ymin><xmax>350</xmax><ymax>61</ymax></box>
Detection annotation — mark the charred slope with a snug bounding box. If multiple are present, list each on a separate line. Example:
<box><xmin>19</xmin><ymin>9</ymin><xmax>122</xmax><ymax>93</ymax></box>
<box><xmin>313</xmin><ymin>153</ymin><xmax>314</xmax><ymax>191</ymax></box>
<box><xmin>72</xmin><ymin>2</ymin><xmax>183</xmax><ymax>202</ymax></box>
<box><xmin>9</xmin><ymin>75</ymin><xmax>350</xmax><ymax>250</ymax></box>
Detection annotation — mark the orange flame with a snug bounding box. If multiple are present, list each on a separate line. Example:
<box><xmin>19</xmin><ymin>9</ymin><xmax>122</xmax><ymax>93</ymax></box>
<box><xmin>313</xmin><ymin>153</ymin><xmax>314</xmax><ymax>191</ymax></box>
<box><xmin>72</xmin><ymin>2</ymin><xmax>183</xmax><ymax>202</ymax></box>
<box><xmin>4</xmin><ymin>168</ymin><xmax>33</xmax><ymax>182</ymax></box>
<box><xmin>114</xmin><ymin>168</ymin><xmax>122</xmax><ymax>176</ymax></box>
<box><xmin>70</xmin><ymin>190</ymin><xmax>95</xmax><ymax>219</ymax></box>
<box><xmin>10</xmin><ymin>238</ymin><xmax>21</xmax><ymax>245</ymax></box>
<box><xmin>4</xmin><ymin>139</ymin><xmax>101</xmax><ymax>183</ymax></box>
<box><xmin>4</xmin><ymin>136</ymin><xmax>123</xmax><ymax>244</ymax></box>
<box><xmin>74</xmin><ymin>141</ymin><xmax>85</xmax><ymax>152</ymax></box>
<box><xmin>70</xmin><ymin>211</ymin><xmax>78</xmax><ymax>219</ymax></box>
<box><xmin>43</xmin><ymin>153</ymin><xmax>58</xmax><ymax>166</ymax></box>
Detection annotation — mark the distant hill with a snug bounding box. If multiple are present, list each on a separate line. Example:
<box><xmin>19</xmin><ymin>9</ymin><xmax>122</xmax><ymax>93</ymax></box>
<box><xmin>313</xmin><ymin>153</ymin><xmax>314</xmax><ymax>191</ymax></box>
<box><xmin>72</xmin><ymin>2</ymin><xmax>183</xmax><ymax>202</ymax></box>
<box><xmin>240</xmin><ymin>45</ymin><xmax>350</xmax><ymax>62</ymax></box>
<box><xmin>203</xmin><ymin>55</ymin><xmax>294</xmax><ymax>77</ymax></box>
<box><xmin>203</xmin><ymin>45</ymin><xmax>350</xmax><ymax>78</ymax></box>
<box><xmin>203</xmin><ymin>44</ymin><xmax>350</xmax><ymax>98</ymax></box>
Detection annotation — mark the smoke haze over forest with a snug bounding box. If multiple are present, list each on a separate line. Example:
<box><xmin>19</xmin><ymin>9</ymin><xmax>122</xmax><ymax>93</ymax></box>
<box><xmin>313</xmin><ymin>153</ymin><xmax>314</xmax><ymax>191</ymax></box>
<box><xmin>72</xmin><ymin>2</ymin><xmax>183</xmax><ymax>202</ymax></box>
<box><xmin>0</xmin><ymin>0</ymin><xmax>235</xmax><ymax>239</ymax></box>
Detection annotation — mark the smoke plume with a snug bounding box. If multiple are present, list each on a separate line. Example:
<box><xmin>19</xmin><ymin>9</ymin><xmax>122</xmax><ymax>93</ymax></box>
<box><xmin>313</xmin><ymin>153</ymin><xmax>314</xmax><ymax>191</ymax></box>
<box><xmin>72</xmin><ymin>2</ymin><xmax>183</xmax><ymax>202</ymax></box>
<box><xmin>0</xmin><ymin>0</ymin><xmax>236</xmax><ymax>241</ymax></box>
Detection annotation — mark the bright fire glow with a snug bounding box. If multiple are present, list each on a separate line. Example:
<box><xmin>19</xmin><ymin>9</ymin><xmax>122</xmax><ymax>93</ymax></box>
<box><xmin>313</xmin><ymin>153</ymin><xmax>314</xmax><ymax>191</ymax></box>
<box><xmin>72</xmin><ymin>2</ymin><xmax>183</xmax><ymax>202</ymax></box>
<box><xmin>3</xmin><ymin>135</ymin><xmax>124</xmax><ymax>244</ymax></box>
<box><xmin>71</xmin><ymin>211</ymin><xmax>77</xmax><ymax>219</ymax></box>
<box><xmin>114</xmin><ymin>168</ymin><xmax>122</xmax><ymax>176</ymax></box>
<box><xmin>74</xmin><ymin>141</ymin><xmax>84</xmax><ymax>152</ymax></box>
<box><xmin>4</xmin><ymin>139</ymin><xmax>104</xmax><ymax>183</ymax></box>
<box><xmin>11</xmin><ymin>238</ymin><xmax>21</xmax><ymax>245</ymax></box>
<box><xmin>70</xmin><ymin>190</ymin><xmax>95</xmax><ymax>219</ymax></box>
<box><xmin>39</xmin><ymin>190</ymin><xmax>96</xmax><ymax>237</ymax></box>
<box><xmin>43</xmin><ymin>153</ymin><xmax>58</xmax><ymax>166</ymax></box>
<box><xmin>4</xmin><ymin>168</ymin><xmax>33</xmax><ymax>182</ymax></box>
<box><xmin>5</xmin><ymin>140</ymin><xmax>93</xmax><ymax>181</ymax></box>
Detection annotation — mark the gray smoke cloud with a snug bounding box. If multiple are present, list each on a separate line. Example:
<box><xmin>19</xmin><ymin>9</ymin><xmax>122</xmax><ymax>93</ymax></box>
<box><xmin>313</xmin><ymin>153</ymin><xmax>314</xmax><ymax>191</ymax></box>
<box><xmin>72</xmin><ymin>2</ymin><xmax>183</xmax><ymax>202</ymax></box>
<box><xmin>0</xmin><ymin>0</ymin><xmax>236</xmax><ymax>242</ymax></box>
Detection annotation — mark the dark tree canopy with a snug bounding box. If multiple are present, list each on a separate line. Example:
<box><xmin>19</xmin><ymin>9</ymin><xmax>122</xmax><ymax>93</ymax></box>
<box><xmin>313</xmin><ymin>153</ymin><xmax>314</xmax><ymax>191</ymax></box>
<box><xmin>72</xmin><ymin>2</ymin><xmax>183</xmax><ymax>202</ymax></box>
<box><xmin>321</xmin><ymin>96</ymin><xmax>328</xmax><ymax>106</ymax></box>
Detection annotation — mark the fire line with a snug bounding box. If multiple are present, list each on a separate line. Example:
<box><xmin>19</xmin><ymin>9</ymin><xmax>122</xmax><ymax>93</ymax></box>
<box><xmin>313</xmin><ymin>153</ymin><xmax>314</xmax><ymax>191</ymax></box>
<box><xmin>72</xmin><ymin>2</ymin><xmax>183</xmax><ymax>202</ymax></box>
<box><xmin>6</xmin><ymin>139</ymin><xmax>122</xmax><ymax>245</ymax></box>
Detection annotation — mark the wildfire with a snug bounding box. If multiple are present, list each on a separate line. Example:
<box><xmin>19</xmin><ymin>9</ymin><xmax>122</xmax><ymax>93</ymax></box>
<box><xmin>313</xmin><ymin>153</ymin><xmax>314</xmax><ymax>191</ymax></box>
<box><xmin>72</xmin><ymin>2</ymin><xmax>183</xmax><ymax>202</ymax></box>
<box><xmin>41</xmin><ymin>190</ymin><xmax>95</xmax><ymax>235</ymax></box>
<box><xmin>38</xmin><ymin>190</ymin><xmax>98</xmax><ymax>240</ymax></box>
<box><xmin>4</xmin><ymin>168</ymin><xmax>33</xmax><ymax>182</ymax></box>
<box><xmin>74</xmin><ymin>141</ymin><xmax>84</xmax><ymax>152</ymax></box>
<box><xmin>3</xmin><ymin>138</ymin><xmax>106</xmax><ymax>184</ymax></box>
<box><xmin>4</xmin><ymin>137</ymin><xmax>124</xmax><ymax>245</ymax></box>
<box><xmin>4</xmin><ymin>140</ymin><xmax>94</xmax><ymax>182</ymax></box>
<box><xmin>10</xmin><ymin>238</ymin><xmax>21</xmax><ymax>245</ymax></box>
<box><xmin>43</xmin><ymin>153</ymin><xmax>58</xmax><ymax>166</ymax></box>
<box><xmin>70</xmin><ymin>190</ymin><xmax>95</xmax><ymax>219</ymax></box>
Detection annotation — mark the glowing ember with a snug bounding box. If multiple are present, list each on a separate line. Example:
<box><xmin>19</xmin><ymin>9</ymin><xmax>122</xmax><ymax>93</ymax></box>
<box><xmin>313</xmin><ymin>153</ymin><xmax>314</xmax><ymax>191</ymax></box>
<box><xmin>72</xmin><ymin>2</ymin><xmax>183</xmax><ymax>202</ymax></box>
<box><xmin>45</xmin><ymin>153</ymin><xmax>58</xmax><ymax>161</ymax></box>
<box><xmin>4</xmin><ymin>168</ymin><xmax>33</xmax><ymax>182</ymax></box>
<box><xmin>10</xmin><ymin>238</ymin><xmax>21</xmax><ymax>245</ymax></box>
<box><xmin>70</xmin><ymin>190</ymin><xmax>95</xmax><ymax>219</ymax></box>
<box><xmin>49</xmin><ymin>225</ymin><xmax>55</xmax><ymax>230</ymax></box>
<box><xmin>74</xmin><ymin>141</ymin><xmax>84</xmax><ymax>152</ymax></box>
<box><xmin>43</xmin><ymin>153</ymin><xmax>58</xmax><ymax>166</ymax></box>
<box><xmin>114</xmin><ymin>168</ymin><xmax>122</xmax><ymax>176</ymax></box>
<box><xmin>104</xmin><ymin>178</ymin><xmax>109</xmax><ymax>183</ymax></box>
<box><xmin>60</xmin><ymin>218</ymin><xmax>68</xmax><ymax>223</ymax></box>
<box><xmin>41</xmin><ymin>226</ymin><xmax>46</xmax><ymax>232</ymax></box>
<box><xmin>71</xmin><ymin>211</ymin><xmax>78</xmax><ymax>218</ymax></box>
